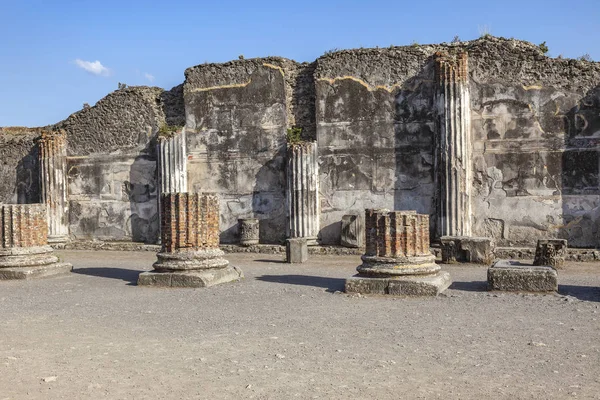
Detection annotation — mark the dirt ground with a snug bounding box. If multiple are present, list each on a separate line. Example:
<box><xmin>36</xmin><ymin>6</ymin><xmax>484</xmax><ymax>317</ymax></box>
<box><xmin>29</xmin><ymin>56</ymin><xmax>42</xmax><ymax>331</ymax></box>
<box><xmin>0</xmin><ymin>250</ymin><xmax>598</xmax><ymax>400</ymax></box>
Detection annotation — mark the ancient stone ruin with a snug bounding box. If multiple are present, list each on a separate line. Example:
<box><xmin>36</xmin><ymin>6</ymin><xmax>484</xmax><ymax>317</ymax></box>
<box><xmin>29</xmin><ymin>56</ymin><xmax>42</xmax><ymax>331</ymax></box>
<box><xmin>0</xmin><ymin>204</ymin><xmax>72</xmax><ymax>279</ymax></box>
<box><xmin>138</xmin><ymin>193</ymin><xmax>243</xmax><ymax>288</ymax></box>
<box><xmin>488</xmin><ymin>260</ymin><xmax>558</xmax><ymax>292</ymax></box>
<box><xmin>346</xmin><ymin>209</ymin><xmax>451</xmax><ymax>296</ymax></box>
<box><xmin>1</xmin><ymin>37</ymin><xmax>599</xmax><ymax>251</ymax></box>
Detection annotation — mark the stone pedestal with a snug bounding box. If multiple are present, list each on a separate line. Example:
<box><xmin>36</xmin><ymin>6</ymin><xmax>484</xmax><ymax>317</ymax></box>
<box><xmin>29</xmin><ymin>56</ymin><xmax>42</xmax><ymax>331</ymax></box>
<box><xmin>39</xmin><ymin>130</ymin><xmax>69</xmax><ymax>244</ymax></box>
<box><xmin>440</xmin><ymin>236</ymin><xmax>494</xmax><ymax>264</ymax></box>
<box><xmin>286</xmin><ymin>141</ymin><xmax>319</xmax><ymax>245</ymax></box>
<box><xmin>434</xmin><ymin>52</ymin><xmax>472</xmax><ymax>238</ymax></box>
<box><xmin>345</xmin><ymin>209</ymin><xmax>451</xmax><ymax>296</ymax></box>
<box><xmin>286</xmin><ymin>238</ymin><xmax>308</xmax><ymax>263</ymax></box>
<box><xmin>239</xmin><ymin>218</ymin><xmax>259</xmax><ymax>246</ymax></box>
<box><xmin>340</xmin><ymin>214</ymin><xmax>364</xmax><ymax>248</ymax></box>
<box><xmin>488</xmin><ymin>260</ymin><xmax>557</xmax><ymax>292</ymax></box>
<box><xmin>0</xmin><ymin>204</ymin><xmax>72</xmax><ymax>280</ymax></box>
<box><xmin>533</xmin><ymin>239</ymin><xmax>567</xmax><ymax>269</ymax></box>
<box><xmin>138</xmin><ymin>193</ymin><xmax>243</xmax><ymax>288</ymax></box>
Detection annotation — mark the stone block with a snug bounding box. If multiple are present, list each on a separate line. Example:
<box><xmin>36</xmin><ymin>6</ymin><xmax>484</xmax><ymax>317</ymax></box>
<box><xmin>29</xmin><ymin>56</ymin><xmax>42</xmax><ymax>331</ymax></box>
<box><xmin>0</xmin><ymin>263</ymin><xmax>72</xmax><ymax>280</ymax></box>
<box><xmin>340</xmin><ymin>214</ymin><xmax>364</xmax><ymax>248</ymax></box>
<box><xmin>487</xmin><ymin>260</ymin><xmax>557</xmax><ymax>292</ymax></box>
<box><xmin>286</xmin><ymin>238</ymin><xmax>308</xmax><ymax>263</ymax></box>
<box><xmin>345</xmin><ymin>271</ymin><xmax>451</xmax><ymax>296</ymax></box>
<box><xmin>533</xmin><ymin>239</ymin><xmax>567</xmax><ymax>269</ymax></box>
<box><xmin>440</xmin><ymin>236</ymin><xmax>494</xmax><ymax>264</ymax></box>
<box><xmin>138</xmin><ymin>266</ymin><xmax>243</xmax><ymax>288</ymax></box>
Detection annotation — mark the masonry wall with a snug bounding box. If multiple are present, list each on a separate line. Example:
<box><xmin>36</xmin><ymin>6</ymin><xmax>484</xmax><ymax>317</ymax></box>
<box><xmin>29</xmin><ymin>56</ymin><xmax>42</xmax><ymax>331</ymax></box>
<box><xmin>314</xmin><ymin>47</ymin><xmax>440</xmax><ymax>244</ymax></box>
<box><xmin>1</xmin><ymin>37</ymin><xmax>599</xmax><ymax>247</ymax></box>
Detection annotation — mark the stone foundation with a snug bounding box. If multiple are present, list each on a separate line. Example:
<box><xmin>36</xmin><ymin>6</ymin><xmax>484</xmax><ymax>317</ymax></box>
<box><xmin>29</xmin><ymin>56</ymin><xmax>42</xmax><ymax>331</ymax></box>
<box><xmin>346</xmin><ymin>209</ymin><xmax>451</xmax><ymax>296</ymax></box>
<box><xmin>0</xmin><ymin>204</ymin><xmax>72</xmax><ymax>280</ymax></box>
<box><xmin>487</xmin><ymin>260</ymin><xmax>557</xmax><ymax>292</ymax></box>
<box><xmin>138</xmin><ymin>193</ymin><xmax>243</xmax><ymax>288</ymax></box>
<box><xmin>440</xmin><ymin>236</ymin><xmax>494</xmax><ymax>264</ymax></box>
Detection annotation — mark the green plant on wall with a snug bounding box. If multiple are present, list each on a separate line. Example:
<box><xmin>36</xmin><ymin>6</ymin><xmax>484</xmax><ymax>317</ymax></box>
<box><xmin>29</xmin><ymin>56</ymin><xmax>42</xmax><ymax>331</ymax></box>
<box><xmin>286</xmin><ymin>127</ymin><xmax>303</xmax><ymax>144</ymax></box>
<box><xmin>538</xmin><ymin>41</ymin><xmax>549</xmax><ymax>55</ymax></box>
<box><xmin>158</xmin><ymin>123</ymin><xmax>183</xmax><ymax>137</ymax></box>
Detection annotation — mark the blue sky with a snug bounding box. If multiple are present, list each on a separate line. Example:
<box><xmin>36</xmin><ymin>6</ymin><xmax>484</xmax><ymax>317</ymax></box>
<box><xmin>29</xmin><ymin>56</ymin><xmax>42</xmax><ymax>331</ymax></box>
<box><xmin>1</xmin><ymin>0</ymin><xmax>598</xmax><ymax>127</ymax></box>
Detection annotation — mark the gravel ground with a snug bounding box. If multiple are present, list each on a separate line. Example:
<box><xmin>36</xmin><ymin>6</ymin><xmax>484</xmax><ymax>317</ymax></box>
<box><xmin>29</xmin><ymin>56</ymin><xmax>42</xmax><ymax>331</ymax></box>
<box><xmin>0</xmin><ymin>251</ymin><xmax>599</xmax><ymax>400</ymax></box>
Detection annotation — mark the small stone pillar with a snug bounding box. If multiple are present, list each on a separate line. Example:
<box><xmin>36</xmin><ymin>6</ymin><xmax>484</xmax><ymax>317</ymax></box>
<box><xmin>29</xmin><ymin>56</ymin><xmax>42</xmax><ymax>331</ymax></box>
<box><xmin>286</xmin><ymin>238</ymin><xmax>308</xmax><ymax>263</ymax></box>
<box><xmin>340</xmin><ymin>214</ymin><xmax>364</xmax><ymax>248</ymax></box>
<box><xmin>239</xmin><ymin>218</ymin><xmax>259</xmax><ymax>246</ymax></box>
<box><xmin>434</xmin><ymin>52</ymin><xmax>472</xmax><ymax>238</ymax></box>
<box><xmin>533</xmin><ymin>239</ymin><xmax>567</xmax><ymax>269</ymax></box>
<box><xmin>39</xmin><ymin>130</ymin><xmax>69</xmax><ymax>244</ymax></box>
<box><xmin>345</xmin><ymin>209</ymin><xmax>451</xmax><ymax>296</ymax></box>
<box><xmin>286</xmin><ymin>141</ymin><xmax>319</xmax><ymax>245</ymax></box>
<box><xmin>0</xmin><ymin>204</ymin><xmax>72</xmax><ymax>279</ymax></box>
<box><xmin>138</xmin><ymin>193</ymin><xmax>243</xmax><ymax>288</ymax></box>
<box><xmin>440</xmin><ymin>236</ymin><xmax>494</xmax><ymax>264</ymax></box>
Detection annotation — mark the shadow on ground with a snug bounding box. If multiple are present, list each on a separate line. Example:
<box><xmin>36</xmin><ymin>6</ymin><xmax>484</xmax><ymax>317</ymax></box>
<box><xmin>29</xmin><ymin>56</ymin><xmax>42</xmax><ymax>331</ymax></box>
<box><xmin>72</xmin><ymin>268</ymin><xmax>140</xmax><ymax>285</ymax></box>
<box><xmin>253</xmin><ymin>259</ymin><xmax>287</xmax><ymax>264</ymax></box>
<box><xmin>256</xmin><ymin>275</ymin><xmax>345</xmax><ymax>293</ymax></box>
<box><xmin>449</xmin><ymin>280</ymin><xmax>488</xmax><ymax>292</ymax></box>
<box><xmin>558</xmin><ymin>285</ymin><xmax>600</xmax><ymax>302</ymax></box>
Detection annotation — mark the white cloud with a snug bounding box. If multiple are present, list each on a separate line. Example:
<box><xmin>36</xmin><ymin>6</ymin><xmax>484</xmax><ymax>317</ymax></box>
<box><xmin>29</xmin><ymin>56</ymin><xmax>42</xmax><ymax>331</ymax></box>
<box><xmin>74</xmin><ymin>59</ymin><xmax>111</xmax><ymax>76</ymax></box>
<box><xmin>144</xmin><ymin>73</ymin><xmax>155</xmax><ymax>83</ymax></box>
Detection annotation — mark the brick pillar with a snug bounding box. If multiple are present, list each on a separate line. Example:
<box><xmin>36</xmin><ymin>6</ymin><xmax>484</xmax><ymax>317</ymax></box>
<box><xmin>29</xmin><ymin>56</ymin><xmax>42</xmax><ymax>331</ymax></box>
<box><xmin>359</xmin><ymin>209</ymin><xmax>437</xmax><ymax>276</ymax></box>
<box><xmin>39</xmin><ymin>130</ymin><xmax>69</xmax><ymax>243</ymax></box>
<box><xmin>346</xmin><ymin>209</ymin><xmax>451</xmax><ymax>296</ymax></box>
<box><xmin>138</xmin><ymin>193</ymin><xmax>243</xmax><ymax>288</ymax></box>
<box><xmin>0</xmin><ymin>204</ymin><xmax>72</xmax><ymax>279</ymax></box>
<box><xmin>434</xmin><ymin>52</ymin><xmax>472</xmax><ymax>238</ymax></box>
<box><xmin>286</xmin><ymin>141</ymin><xmax>319</xmax><ymax>245</ymax></box>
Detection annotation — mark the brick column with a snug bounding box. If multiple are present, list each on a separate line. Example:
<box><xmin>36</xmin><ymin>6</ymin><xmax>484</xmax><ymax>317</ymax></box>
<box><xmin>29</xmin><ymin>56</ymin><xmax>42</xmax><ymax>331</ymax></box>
<box><xmin>434</xmin><ymin>52</ymin><xmax>472</xmax><ymax>238</ymax></box>
<box><xmin>346</xmin><ymin>209</ymin><xmax>451</xmax><ymax>296</ymax></box>
<box><xmin>0</xmin><ymin>204</ymin><xmax>72</xmax><ymax>279</ymax></box>
<box><xmin>138</xmin><ymin>193</ymin><xmax>243</xmax><ymax>288</ymax></box>
<box><xmin>286</xmin><ymin>141</ymin><xmax>319</xmax><ymax>245</ymax></box>
<box><xmin>39</xmin><ymin>130</ymin><xmax>69</xmax><ymax>243</ymax></box>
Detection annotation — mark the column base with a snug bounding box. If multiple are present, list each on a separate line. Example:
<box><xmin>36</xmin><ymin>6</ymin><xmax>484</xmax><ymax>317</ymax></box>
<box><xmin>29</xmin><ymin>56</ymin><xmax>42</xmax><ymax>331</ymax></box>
<box><xmin>138</xmin><ymin>266</ymin><xmax>243</xmax><ymax>288</ymax></box>
<box><xmin>0</xmin><ymin>263</ymin><xmax>73</xmax><ymax>280</ymax></box>
<box><xmin>345</xmin><ymin>271</ymin><xmax>451</xmax><ymax>296</ymax></box>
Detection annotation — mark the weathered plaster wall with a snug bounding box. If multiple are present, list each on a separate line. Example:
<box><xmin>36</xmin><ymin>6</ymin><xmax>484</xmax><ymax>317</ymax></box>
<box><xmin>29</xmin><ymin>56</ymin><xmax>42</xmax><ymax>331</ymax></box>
<box><xmin>184</xmin><ymin>58</ymin><xmax>292</xmax><ymax>243</ymax></box>
<box><xmin>57</xmin><ymin>85</ymin><xmax>183</xmax><ymax>243</ymax></box>
<box><xmin>314</xmin><ymin>47</ymin><xmax>439</xmax><ymax>244</ymax></box>
<box><xmin>0</xmin><ymin>127</ymin><xmax>40</xmax><ymax>204</ymax></box>
<box><xmin>2</xmin><ymin>37</ymin><xmax>600</xmax><ymax>248</ymax></box>
<box><xmin>467</xmin><ymin>38</ymin><xmax>600</xmax><ymax>247</ymax></box>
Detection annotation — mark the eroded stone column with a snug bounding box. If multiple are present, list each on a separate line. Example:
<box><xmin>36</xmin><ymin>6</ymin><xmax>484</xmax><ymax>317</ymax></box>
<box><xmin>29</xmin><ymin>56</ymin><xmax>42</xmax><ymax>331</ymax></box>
<box><xmin>138</xmin><ymin>193</ymin><xmax>243</xmax><ymax>288</ymax></box>
<box><xmin>286</xmin><ymin>141</ymin><xmax>319</xmax><ymax>245</ymax></box>
<box><xmin>346</xmin><ymin>209</ymin><xmax>451</xmax><ymax>296</ymax></box>
<box><xmin>239</xmin><ymin>218</ymin><xmax>259</xmax><ymax>246</ymax></box>
<box><xmin>157</xmin><ymin>129</ymin><xmax>187</xmax><ymax>195</ymax></box>
<box><xmin>434</xmin><ymin>52</ymin><xmax>472</xmax><ymax>238</ymax></box>
<box><xmin>0</xmin><ymin>204</ymin><xmax>72</xmax><ymax>279</ymax></box>
<box><xmin>39</xmin><ymin>130</ymin><xmax>69</xmax><ymax>243</ymax></box>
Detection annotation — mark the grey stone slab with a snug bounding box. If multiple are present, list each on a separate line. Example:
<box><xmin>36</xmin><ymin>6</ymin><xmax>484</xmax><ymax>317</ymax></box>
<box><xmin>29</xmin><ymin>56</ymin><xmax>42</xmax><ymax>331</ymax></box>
<box><xmin>138</xmin><ymin>266</ymin><xmax>243</xmax><ymax>288</ymax></box>
<box><xmin>286</xmin><ymin>238</ymin><xmax>308</xmax><ymax>263</ymax></box>
<box><xmin>0</xmin><ymin>263</ymin><xmax>73</xmax><ymax>280</ymax></box>
<box><xmin>487</xmin><ymin>260</ymin><xmax>557</xmax><ymax>292</ymax></box>
<box><xmin>440</xmin><ymin>236</ymin><xmax>494</xmax><ymax>264</ymax></box>
<box><xmin>345</xmin><ymin>271</ymin><xmax>451</xmax><ymax>297</ymax></box>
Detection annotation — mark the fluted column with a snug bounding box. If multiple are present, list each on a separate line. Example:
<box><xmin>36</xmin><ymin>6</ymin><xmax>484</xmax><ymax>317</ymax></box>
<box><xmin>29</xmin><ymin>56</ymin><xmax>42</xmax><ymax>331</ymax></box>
<box><xmin>39</xmin><ymin>130</ymin><xmax>69</xmax><ymax>243</ymax></box>
<box><xmin>157</xmin><ymin>129</ymin><xmax>187</xmax><ymax>195</ymax></box>
<box><xmin>286</xmin><ymin>141</ymin><xmax>319</xmax><ymax>245</ymax></box>
<box><xmin>434</xmin><ymin>51</ymin><xmax>472</xmax><ymax>238</ymax></box>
